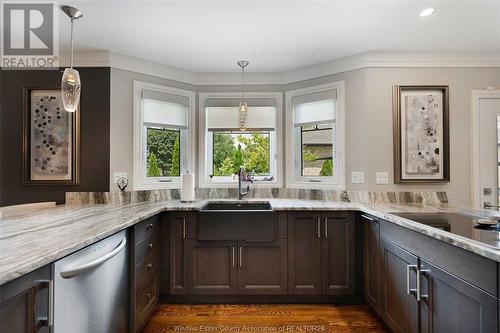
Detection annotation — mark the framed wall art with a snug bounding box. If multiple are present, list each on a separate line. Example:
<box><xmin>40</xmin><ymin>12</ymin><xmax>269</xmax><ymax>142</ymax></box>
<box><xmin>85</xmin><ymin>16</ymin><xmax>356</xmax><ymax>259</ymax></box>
<box><xmin>23</xmin><ymin>86</ymin><xmax>80</xmax><ymax>185</ymax></box>
<box><xmin>393</xmin><ymin>85</ymin><xmax>450</xmax><ymax>183</ymax></box>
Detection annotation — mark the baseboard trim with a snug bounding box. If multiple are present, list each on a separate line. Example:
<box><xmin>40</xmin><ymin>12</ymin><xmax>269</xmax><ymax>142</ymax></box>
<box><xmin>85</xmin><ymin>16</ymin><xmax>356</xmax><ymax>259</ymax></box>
<box><xmin>160</xmin><ymin>294</ymin><xmax>363</xmax><ymax>304</ymax></box>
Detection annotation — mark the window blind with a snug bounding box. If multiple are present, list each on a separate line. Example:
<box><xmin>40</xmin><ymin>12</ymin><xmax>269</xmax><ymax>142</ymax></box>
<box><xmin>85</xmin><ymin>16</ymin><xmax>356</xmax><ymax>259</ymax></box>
<box><xmin>142</xmin><ymin>89</ymin><xmax>188</xmax><ymax>129</ymax></box>
<box><xmin>206</xmin><ymin>98</ymin><xmax>276</xmax><ymax>131</ymax></box>
<box><xmin>292</xmin><ymin>89</ymin><xmax>336</xmax><ymax>127</ymax></box>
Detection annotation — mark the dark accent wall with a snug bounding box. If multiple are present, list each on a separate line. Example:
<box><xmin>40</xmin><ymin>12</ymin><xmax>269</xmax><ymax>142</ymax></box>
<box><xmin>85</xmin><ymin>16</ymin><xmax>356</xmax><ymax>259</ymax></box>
<box><xmin>0</xmin><ymin>67</ymin><xmax>110</xmax><ymax>206</ymax></box>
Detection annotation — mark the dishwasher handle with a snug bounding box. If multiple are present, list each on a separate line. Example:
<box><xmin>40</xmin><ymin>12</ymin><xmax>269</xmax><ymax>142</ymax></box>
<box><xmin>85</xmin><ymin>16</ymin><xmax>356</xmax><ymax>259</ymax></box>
<box><xmin>60</xmin><ymin>237</ymin><xmax>127</xmax><ymax>278</ymax></box>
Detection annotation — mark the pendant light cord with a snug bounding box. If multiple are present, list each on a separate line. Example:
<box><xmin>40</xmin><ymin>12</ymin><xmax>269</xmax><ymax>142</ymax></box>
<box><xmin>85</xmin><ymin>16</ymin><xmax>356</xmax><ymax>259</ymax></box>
<box><xmin>241</xmin><ymin>65</ymin><xmax>245</xmax><ymax>100</ymax></box>
<box><xmin>70</xmin><ymin>19</ymin><xmax>75</xmax><ymax>68</ymax></box>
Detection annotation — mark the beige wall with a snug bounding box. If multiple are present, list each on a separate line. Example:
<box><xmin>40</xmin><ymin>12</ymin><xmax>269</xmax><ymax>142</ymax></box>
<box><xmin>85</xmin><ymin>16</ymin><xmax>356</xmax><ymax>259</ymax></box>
<box><xmin>110</xmin><ymin>67</ymin><xmax>500</xmax><ymax>205</ymax></box>
<box><xmin>361</xmin><ymin>68</ymin><xmax>500</xmax><ymax>205</ymax></box>
<box><xmin>109</xmin><ymin>69</ymin><xmax>196</xmax><ymax>191</ymax></box>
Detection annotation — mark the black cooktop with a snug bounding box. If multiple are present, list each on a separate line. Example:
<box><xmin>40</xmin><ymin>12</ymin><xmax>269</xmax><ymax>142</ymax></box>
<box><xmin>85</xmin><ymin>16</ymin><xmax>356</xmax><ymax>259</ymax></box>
<box><xmin>392</xmin><ymin>212</ymin><xmax>500</xmax><ymax>249</ymax></box>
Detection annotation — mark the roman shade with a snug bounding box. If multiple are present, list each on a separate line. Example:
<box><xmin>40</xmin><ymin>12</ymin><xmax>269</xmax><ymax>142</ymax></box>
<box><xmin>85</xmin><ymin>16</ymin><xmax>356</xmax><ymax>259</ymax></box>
<box><xmin>206</xmin><ymin>98</ymin><xmax>276</xmax><ymax>131</ymax></box>
<box><xmin>292</xmin><ymin>89</ymin><xmax>336</xmax><ymax>127</ymax></box>
<box><xmin>142</xmin><ymin>89</ymin><xmax>189</xmax><ymax>129</ymax></box>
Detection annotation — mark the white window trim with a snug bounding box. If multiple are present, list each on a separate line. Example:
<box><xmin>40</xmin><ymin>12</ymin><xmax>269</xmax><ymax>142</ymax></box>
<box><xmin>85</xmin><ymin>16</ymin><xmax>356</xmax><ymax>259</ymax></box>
<box><xmin>198</xmin><ymin>91</ymin><xmax>283</xmax><ymax>188</ymax></box>
<box><xmin>133</xmin><ymin>81</ymin><xmax>196</xmax><ymax>190</ymax></box>
<box><xmin>285</xmin><ymin>81</ymin><xmax>346</xmax><ymax>190</ymax></box>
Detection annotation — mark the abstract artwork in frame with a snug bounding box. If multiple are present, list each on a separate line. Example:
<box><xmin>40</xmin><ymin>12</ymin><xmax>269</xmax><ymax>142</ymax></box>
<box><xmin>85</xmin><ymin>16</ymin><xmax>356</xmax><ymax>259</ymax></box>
<box><xmin>393</xmin><ymin>85</ymin><xmax>449</xmax><ymax>183</ymax></box>
<box><xmin>23</xmin><ymin>86</ymin><xmax>80</xmax><ymax>185</ymax></box>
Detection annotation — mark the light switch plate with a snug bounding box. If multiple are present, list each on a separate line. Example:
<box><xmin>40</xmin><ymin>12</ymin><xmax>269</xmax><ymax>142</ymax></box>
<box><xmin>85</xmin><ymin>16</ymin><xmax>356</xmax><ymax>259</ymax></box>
<box><xmin>113</xmin><ymin>172</ymin><xmax>127</xmax><ymax>184</ymax></box>
<box><xmin>376</xmin><ymin>172</ymin><xmax>389</xmax><ymax>184</ymax></box>
<box><xmin>351</xmin><ymin>171</ymin><xmax>365</xmax><ymax>184</ymax></box>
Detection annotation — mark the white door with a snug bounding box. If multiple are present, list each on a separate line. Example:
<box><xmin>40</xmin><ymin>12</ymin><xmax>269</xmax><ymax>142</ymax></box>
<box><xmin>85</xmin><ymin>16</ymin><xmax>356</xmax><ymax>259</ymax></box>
<box><xmin>472</xmin><ymin>91</ymin><xmax>500</xmax><ymax>211</ymax></box>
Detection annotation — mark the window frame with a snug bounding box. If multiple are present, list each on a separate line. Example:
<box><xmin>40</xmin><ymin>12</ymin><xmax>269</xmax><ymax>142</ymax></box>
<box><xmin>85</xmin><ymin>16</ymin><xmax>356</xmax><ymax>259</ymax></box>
<box><xmin>133</xmin><ymin>81</ymin><xmax>195</xmax><ymax>190</ymax></box>
<box><xmin>285</xmin><ymin>81</ymin><xmax>345</xmax><ymax>189</ymax></box>
<box><xmin>198</xmin><ymin>91</ymin><xmax>283</xmax><ymax>188</ymax></box>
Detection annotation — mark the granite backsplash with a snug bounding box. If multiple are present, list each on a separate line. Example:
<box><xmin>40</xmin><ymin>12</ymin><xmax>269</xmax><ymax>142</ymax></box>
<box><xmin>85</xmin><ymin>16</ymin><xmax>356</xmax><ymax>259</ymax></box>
<box><xmin>65</xmin><ymin>188</ymin><xmax>449</xmax><ymax>206</ymax></box>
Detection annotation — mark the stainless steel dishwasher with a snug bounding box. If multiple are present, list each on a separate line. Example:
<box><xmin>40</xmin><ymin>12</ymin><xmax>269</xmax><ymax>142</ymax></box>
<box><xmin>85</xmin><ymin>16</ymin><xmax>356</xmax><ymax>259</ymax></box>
<box><xmin>52</xmin><ymin>230</ymin><xmax>128</xmax><ymax>333</ymax></box>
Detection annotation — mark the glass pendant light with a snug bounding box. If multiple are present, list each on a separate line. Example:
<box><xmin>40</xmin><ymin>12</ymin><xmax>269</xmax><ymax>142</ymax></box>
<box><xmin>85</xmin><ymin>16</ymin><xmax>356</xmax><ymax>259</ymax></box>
<box><xmin>237</xmin><ymin>60</ymin><xmax>249</xmax><ymax>131</ymax></box>
<box><xmin>61</xmin><ymin>5</ymin><xmax>83</xmax><ymax>112</ymax></box>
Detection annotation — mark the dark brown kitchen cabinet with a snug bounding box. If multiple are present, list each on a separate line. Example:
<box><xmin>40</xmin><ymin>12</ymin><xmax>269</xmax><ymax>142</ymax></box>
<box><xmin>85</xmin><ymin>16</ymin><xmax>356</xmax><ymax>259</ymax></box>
<box><xmin>288</xmin><ymin>212</ymin><xmax>322</xmax><ymax>294</ymax></box>
<box><xmin>419</xmin><ymin>259</ymin><xmax>498</xmax><ymax>333</ymax></box>
<box><xmin>187</xmin><ymin>240</ymin><xmax>237</xmax><ymax>295</ymax></box>
<box><xmin>169</xmin><ymin>212</ymin><xmax>195</xmax><ymax>295</ymax></box>
<box><xmin>130</xmin><ymin>215</ymin><xmax>160</xmax><ymax>333</ymax></box>
<box><xmin>0</xmin><ymin>265</ymin><xmax>51</xmax><ymax>333</ymax></box>
<box><xmin>288</xmin><ymin>212</ymin><xmax>355</xmax><ymax>296</ymax></box>
<box><xmin>381</xmin><ymin>239</ymin><xmax>419</xmax><ymax>333</ymax></box>
<box><xmin>322</xmin><ymin>212</ymin><xmax>355</xmax><ymax>295</ymax></box>
<box><xmin>237</xmin><ymin>240</ymin><xmax>287</xmax><ymax>295</ymax></box>
<box><xmin>361</xmin><ymin>213</ymin><xmax>381</xmax><ymax>314</ymax></box>
<box><xmin>186</xmin><ymin>239</ymin><xmax>288</xmax><ymax>296</ymax></box>
<box><xmin>379</xmin><ymin>218</ymin><xmax>499</xmax><ymax>333</ymax></box>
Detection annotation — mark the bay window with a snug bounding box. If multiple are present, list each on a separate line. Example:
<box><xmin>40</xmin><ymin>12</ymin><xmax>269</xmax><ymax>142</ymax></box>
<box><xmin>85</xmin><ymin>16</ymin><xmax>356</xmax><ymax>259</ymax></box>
<box><xmin>286</xmin><ymin>82</ymin><xmax>345</xmax><ymax>189</ymax></box>
<box><xmin>199</xmin><ymin>93</ymin><xmax>282</xmax><ymax>187</ymax></box>
<box><xmin>133</xmin><ymin>81</ymin><xmax>195</xmax><ymax>189</ymax></box>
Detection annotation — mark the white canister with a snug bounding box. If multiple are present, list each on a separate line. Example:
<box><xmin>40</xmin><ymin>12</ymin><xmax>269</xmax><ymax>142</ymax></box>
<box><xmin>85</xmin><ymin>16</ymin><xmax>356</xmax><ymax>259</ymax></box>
<box><xmin>181</xmin><ymin>173</ymin><xmax>195</xmax><ymax>202</ymax></box>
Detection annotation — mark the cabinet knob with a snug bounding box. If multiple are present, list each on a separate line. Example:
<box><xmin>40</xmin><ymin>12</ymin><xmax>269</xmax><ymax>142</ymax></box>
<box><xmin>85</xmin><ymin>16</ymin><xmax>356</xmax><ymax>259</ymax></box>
<box><xmin>147</xmin><ymin>243</ymin><xmax>153</xmax><ymax>249</ymax></box>
<box><xmin>146</xmin><ymin>223</ymin><xmax>154</xmax><ymax>230</ymax></box>
<box><xmin>146</xmin><ymin>292</ymin><xmax>151</xmax><ymax>300</ymax></box>
<box><xmin>147</xmin><ymin>263</ymin><xmax>153</xmax><ymax>270</ymax></box>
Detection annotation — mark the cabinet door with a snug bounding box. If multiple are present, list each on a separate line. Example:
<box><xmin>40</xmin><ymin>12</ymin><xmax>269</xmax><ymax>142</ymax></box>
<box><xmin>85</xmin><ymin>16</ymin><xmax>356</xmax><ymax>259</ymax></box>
<box><xmin>322</xmin><ymin>213</ymin><xmax>355</xmax><ymax>295</ymax></box>
<box><xmin>169</xmin><ymin>212</ymin><xmax>189</xmax><ymax>295</ymax></box>
<box><xmin>238</xmin><ymin>240</ymin><xmax>287</xmax><ymax>295</ymax></box>
<box><xmin>381</xmin><ymin>239</ymin><xmax>419</xmax><ymax>333</ymax></box>
<box><xmin>362</xmin><ymin>214</ymin><xmax>381</xmax><ymax>313</ymax></box>
<box><xmin>419</xmin><ymin>259</ymin><xmax>498</xmax><ymax>333</ymax></box>
<box><xmin>187</xmin><ymin>240</ymin><xmax>237</xmax><ymax>295</ymax></box>
<box><xmin>288</xmin><ymin>212</ymin><xmax>322</xmax><ymax>295</ymax></box>
<box><xmin>0</xmin><ymin>266</ymin><xmax>51</xmax><ymax>333</ymax></box>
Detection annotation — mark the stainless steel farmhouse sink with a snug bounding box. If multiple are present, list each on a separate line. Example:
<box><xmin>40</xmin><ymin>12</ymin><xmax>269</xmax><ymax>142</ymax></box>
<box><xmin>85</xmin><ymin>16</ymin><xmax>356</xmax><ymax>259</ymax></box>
<box><xmin>200</xmin><ymin>201</ymin><xmax>272</xmax><ymax>212</ymax></box>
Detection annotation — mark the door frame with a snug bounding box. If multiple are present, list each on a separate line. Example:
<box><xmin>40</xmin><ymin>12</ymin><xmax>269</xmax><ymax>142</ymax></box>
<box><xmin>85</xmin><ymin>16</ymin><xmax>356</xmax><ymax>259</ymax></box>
<box><xmin>470</xmin><ymin>90</ymin><xmax>500</xmax><ymax>208</ymax></box>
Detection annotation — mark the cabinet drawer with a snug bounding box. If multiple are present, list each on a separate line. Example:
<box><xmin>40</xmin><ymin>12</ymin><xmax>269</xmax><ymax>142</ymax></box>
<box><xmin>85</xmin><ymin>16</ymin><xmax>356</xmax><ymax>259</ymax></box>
<box><xmin>135</xmin><ymin>234</ymin><xmax>159</xmax><ymax>264</ymax></box>
<box><xmin>136</xmin><ymin>251</ymin><xmax>160</xmax><ymax>291</ymax></box>
<box><xmin>134</xmin><ymin>216</ymin><xmax>160</xmax><ymax>245</ymax></box>
<box><xmin>135</xmin><ymin>275</ymin><xmax>159</xmax><ymax>330</ymax></box>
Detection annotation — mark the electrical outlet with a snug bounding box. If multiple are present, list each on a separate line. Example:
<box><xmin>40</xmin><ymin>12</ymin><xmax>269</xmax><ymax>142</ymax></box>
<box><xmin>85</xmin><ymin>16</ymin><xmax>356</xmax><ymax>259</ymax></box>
<box><xmin>351</xmin><ymin>171</ymin><xmax>365</xmax><ymax>184</ymax></box>
<box><xmin>376</xmin><ymin>172</ymin><xmax>389</xmax><ymax>184</ymax></box>
<box><xmin>113</xmin><ymin>172</ymin><xmax>127</xmax><ymax>184</ymax></box>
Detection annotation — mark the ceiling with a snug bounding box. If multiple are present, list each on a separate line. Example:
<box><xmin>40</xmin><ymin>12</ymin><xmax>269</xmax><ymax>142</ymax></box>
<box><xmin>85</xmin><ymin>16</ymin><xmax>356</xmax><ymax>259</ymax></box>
<box><xmin>57</xmin><ymin>0</ymin><xmax>500</xmax><ymax>72</ymax></box>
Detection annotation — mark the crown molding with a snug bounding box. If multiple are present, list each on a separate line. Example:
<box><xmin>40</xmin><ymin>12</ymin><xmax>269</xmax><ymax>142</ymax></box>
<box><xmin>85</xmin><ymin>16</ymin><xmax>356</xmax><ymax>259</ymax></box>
<box><xmin>63</xmin><ymin>50</ymin><xmax>500</xmax><ymax>85</ymax></box>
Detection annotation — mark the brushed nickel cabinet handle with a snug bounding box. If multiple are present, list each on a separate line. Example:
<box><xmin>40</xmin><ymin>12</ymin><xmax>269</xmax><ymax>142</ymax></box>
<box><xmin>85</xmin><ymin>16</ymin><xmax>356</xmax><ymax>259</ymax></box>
<box><xmin>317</xmin><ymin>217</ymin><xmax>321</xmax><ymax>238</ymax></box>
<box><xmin>417</xmin><ymin>269</ymin><xmax>431</xmax><ymax>302</ymax></box>
<box><xmin>34</xmin><ymin>279</ymin><xmax>53</xmax><ymax>327</ymax></box>
<box><xmin>406</xmin><ymin>264</ymin><xmax>418</xmax><ymax>297</ymax></box>
<box><xmin>239</xmin><ymin>246</ymin><xmax>243</xmax><ymax>267</ymax></box>
<box><xmin>182</xmin><ymin>218</ymin><xmax>186</xmax><ymax>239</ymax></box>
<box><xmin>324</xmin><ymin>217</ymin><xmax>328</xmax><ymax>238</ymax></box>
<box><xmin>232</xmin><ymin>246</ymin><xmax>235</xmax><ymax>267</ymax></box>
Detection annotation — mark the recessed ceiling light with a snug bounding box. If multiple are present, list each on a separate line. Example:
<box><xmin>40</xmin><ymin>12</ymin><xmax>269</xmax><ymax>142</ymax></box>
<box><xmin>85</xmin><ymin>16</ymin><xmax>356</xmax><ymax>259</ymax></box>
<box><xmin>420</xmin><ymin>8</ymin><xmax>435</xmax><ymax>17</ymax></box>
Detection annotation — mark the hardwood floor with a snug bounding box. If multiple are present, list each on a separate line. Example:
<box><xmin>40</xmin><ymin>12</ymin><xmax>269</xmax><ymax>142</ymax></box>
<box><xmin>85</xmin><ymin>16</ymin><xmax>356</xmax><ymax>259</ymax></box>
<box><xmin>142</xmin><ymin>304</ymin><xmax>386</xmax><ymax>333</ymax></box>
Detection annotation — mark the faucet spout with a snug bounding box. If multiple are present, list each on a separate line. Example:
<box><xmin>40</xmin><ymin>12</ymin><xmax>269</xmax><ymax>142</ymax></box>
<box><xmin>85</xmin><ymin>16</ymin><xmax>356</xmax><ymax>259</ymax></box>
<box><xmin>238</xmin><ymin>166</ymin><xmax>249</xmax><ymax>200</ymax></box>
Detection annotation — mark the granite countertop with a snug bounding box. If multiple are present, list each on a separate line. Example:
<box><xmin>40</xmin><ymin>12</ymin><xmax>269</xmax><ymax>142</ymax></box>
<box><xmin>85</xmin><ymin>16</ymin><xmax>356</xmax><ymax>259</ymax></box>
<box><xmin>1</xmin><ymin>199</ymin><xmax>499</xmax><ymax>285</ymax></box>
